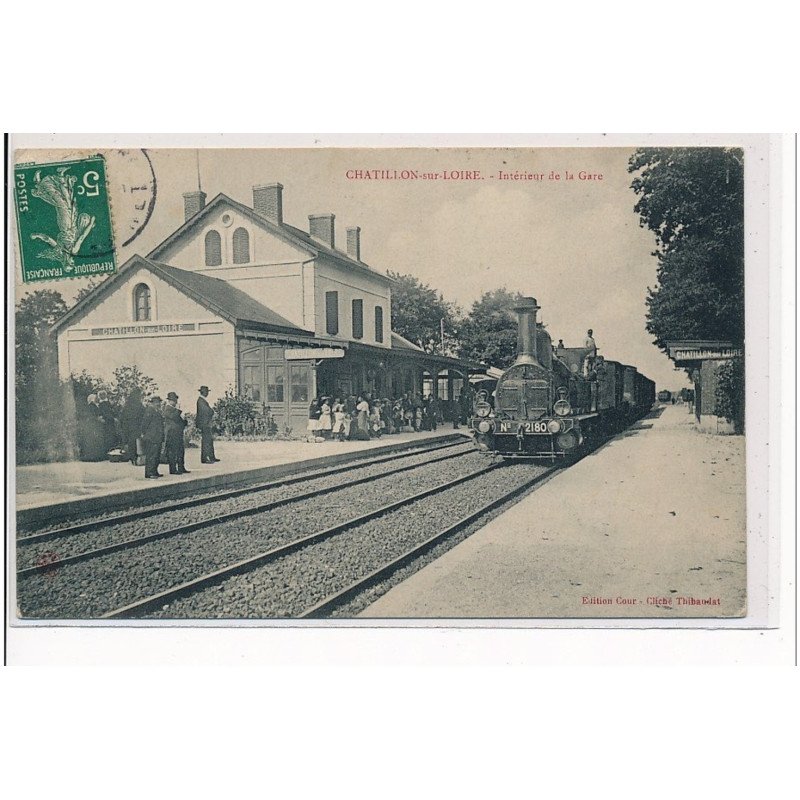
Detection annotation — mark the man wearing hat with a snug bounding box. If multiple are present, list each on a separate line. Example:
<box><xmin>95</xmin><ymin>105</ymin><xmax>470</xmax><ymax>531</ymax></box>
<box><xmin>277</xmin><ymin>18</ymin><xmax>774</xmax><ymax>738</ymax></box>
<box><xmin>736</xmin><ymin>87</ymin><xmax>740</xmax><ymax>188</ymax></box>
<box><xmin>140</xmin><ymin>396</ymin><xmax>165</xmax><ymax>479</ymax></box>
<box><xmin>196</xmin><ymin>385</ymin><xmax>219</xmax><ymax>464</ymax></box>
<box><xmin>164</xmin><ymin>392</ymin><xmax>190</xmax><ymax>475</ymax></box>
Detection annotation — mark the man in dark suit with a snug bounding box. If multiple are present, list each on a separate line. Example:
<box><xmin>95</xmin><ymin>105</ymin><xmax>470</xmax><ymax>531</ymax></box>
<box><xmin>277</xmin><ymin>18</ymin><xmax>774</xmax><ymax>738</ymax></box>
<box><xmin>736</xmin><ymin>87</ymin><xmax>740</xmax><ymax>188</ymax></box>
<box><xmin>196</xmin><ymin>385</ymin><xmax>219</xmax><ymax>464</ymax></box>
<box><xmin>457</xmin><ymin>384</ymin><xmax>474</xmax><ymax>429</ymax></box>
<box><xmin>164</xmin><ymin>392</ymin><xmax>190</xmax><ymax>475</ymax></box>
<box><xmin>140</xmin><ymin>396</ymin><xmax>165</xmax><ymax>478</ymax></box>
<box><xmin>120</xmin><ymin>388</ymin><xmax>145</xmax><ymax>465</ymax></box>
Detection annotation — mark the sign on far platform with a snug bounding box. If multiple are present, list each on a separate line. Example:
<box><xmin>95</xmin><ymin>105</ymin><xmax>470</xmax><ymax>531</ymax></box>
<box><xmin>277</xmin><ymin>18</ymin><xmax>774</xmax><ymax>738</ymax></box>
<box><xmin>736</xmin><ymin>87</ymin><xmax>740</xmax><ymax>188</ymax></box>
<box><xmin>669</xmin><ymin>346</ymin><xmax>743</xmax><ymax>361</ymax></box>
<box><xmin>286</xmin><ymin>347</ymin><xmax>345</xmax><ymax>360</ymax></box>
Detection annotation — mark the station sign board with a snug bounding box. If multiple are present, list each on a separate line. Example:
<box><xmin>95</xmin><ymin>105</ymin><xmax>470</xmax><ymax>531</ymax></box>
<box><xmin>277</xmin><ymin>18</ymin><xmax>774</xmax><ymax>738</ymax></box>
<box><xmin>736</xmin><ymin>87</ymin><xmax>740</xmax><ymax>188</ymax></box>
<box><xmin>285</xmin><ymin>347</ymin><xmax>345</xmax><ymax>360</ymax></box>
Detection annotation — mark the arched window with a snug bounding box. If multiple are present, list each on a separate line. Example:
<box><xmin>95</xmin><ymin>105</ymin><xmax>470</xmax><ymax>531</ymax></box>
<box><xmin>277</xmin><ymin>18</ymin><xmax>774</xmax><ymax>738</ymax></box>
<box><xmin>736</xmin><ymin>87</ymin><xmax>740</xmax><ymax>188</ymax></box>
<box><xmin>205</xmin><ymin>230</ymin><xmax>222</xmax><ymax>266</ymax></box>
<box><xmin>134</xmin><ymin>283</ymin><xmax>151</xmax><ymax>321</ymax></box>
<box><xmin>232</xmin><ymin>227</ymin><xmax>250</xmax><ymax>264</ymax></box>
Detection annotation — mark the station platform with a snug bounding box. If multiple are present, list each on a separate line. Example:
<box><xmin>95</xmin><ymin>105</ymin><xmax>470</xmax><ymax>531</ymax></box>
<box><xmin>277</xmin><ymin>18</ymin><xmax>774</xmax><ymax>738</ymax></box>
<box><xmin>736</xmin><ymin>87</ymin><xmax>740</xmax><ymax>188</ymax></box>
<box><xmin>361</xmin><ymin>404</ymin><xmax>747</xmax><ymax>619</ymax></box>
<box><xmin>15</xmin><ymin>428</ymin><xmax>468</xmax><ymax>526</ymax></box>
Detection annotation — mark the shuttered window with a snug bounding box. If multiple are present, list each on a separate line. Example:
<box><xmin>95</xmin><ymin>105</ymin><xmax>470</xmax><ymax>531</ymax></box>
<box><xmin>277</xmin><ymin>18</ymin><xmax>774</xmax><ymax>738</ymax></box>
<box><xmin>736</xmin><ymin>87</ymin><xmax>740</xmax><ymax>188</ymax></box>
<box><xmin>352</xmin><ymin>298</ymin><xmax>363</xmax><ymax>339</ymax></box>
<box><xmin>325</xmin><ymin>291</ymin><xmax>339</xmax><ymax>335</ymax></box>
<box><xmin>205</xmin><ymin>230</ymin><xmax>222</xmax><ymax>266</ymax></box>
<box><xmin>232</xmin><ymin>227</ymin><xmax>250</xmax><ymax>264</ymax></box>
<box><xmin>374</xmin><ymin>305</ymin><xmax>384</xmax><ymax>343</ymax></box>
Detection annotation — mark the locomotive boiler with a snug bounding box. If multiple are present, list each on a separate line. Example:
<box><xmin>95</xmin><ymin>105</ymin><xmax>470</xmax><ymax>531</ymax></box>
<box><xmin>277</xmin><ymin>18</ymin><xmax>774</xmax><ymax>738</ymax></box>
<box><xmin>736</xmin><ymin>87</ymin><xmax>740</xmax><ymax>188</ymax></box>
<box><xmin>469</xmin><ymin>297</ymin><xmax>655</xmax><ymax>460</ymax></box>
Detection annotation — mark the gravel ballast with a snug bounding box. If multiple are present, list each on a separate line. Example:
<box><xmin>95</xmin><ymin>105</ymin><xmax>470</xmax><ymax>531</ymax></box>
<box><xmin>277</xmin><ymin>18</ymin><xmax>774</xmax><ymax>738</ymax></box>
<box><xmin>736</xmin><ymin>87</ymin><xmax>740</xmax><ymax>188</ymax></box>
<box><xmin>17</xmin><ymin>443</ymin><xmax>473</xmax><ymax>571</ymax></box>
<box><xmin>145</xmin><ymin>462</ymin><xmax>549</xmax><ymax>619</ymax></box>
<box><xmin>18</xmin><ymin>449</ymin><xmax>487</xmax><ymax>618</ymax></box>
<box><xmin>17</xmin><ymin>440</ymin><xmax>466</xmax><ymax>536</ymax></box>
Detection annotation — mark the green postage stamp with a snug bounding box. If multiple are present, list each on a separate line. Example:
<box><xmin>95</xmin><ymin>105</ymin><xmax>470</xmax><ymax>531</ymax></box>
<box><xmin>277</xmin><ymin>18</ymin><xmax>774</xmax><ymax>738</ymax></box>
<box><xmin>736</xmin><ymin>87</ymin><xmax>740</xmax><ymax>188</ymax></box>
<box><xmin>14</xmin><ymin>156</ymin><xmax>117</xmax><ymax>283</ymax></box>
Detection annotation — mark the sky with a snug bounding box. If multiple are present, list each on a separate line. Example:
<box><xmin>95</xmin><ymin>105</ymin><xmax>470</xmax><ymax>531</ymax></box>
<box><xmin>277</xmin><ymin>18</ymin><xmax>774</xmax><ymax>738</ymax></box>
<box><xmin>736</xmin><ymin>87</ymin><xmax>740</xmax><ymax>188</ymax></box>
<box><xmin>13</xmin><ymin>146</ymin><xmax>692</xmax><ymax>391</ymax></box>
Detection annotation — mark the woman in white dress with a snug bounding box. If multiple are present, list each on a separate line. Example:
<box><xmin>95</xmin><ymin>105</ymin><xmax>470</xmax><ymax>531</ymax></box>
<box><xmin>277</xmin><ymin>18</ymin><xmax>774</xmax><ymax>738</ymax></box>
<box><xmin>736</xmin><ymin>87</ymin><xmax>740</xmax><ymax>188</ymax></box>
<box><xmin>354</xmin><ymin>395</ymin><xmax>370</xmax><ymax>440</ymax></box>
<box><xmin>369</xmin><ymin>401</ymin><xmax>384</xmax><ymax>437</ymax></box>
<box><xmin>318</xmin><ymin>397</ymin><xmax>333</xmax><ymax>438</ymax></box>
<box><xmin>331</xmin><ymin>398</ymin><xmax>347</xmax><ymax>442</ymax></box>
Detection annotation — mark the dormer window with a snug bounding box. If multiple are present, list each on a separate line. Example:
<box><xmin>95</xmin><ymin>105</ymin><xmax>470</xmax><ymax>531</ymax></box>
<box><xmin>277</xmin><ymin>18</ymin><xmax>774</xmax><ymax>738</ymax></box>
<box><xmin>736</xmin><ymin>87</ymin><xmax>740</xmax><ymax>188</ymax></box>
<box><xmin>205</xmin><ymin>230</ymin><xmax>222</xmax><ymax>266</ymax></box>
<box><xmin>134</xmin><ymin>283</ymin><xmax>151</xmax><ymax>321</ymax></box>
<box><xmin>232</xmin><ymin>227</ymin><xmax>250</xmax><ymax>264</ymax></box>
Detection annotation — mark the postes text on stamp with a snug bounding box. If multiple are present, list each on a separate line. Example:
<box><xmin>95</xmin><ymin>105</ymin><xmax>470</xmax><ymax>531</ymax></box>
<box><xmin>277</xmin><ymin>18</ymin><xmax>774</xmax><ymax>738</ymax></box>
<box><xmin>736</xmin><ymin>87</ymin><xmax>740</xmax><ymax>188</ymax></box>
<box><xmin>14</xmin><ymin>156</ymin><xmax>117</xmax><ymax>283</ymax></box>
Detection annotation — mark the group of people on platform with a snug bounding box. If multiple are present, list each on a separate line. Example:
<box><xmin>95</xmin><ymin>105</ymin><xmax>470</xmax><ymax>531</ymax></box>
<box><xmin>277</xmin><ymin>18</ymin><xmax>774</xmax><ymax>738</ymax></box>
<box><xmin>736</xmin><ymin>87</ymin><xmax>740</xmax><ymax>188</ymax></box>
<box><xmin>79</xmin><ymin>391</ymin><xmax>118</xmax><ymax>461</ymax></box>
<box><xmin>306</xmin><ymin>390</ymin><xmax>474</xmax><ymax>443</ymax></box>
<box><xmin>79</xmin><ymin>386</ymin><xmax>219</xmax><ymax>479</ymax></box>
<box><xmin>78</xmin><ymin>382</ymin><xmax>479</xmax><ymax>475</ymax></box>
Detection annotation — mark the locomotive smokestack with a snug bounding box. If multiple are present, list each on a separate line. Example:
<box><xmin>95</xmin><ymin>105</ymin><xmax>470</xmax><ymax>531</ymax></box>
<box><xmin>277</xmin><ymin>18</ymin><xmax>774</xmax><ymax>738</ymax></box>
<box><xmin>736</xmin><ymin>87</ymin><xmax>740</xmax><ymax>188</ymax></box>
<box><xmin>513</xmin><ymin>296</ymin><xmax>541</xmax><ymax>365</ymax></box>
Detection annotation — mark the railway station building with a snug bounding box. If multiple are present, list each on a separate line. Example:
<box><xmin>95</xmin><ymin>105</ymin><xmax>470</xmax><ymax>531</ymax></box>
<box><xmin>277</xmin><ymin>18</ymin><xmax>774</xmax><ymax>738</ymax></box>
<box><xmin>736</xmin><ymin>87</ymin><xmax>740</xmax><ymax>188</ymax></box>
<box><xmin>666</xmin><ymin>340</ymin><xmax>744</xmax><ymax>433</ymax></box>
<box><xmin>54</xmin><ymin>183</ymin><xmax>475</xmax><ymax>431</ymax></box>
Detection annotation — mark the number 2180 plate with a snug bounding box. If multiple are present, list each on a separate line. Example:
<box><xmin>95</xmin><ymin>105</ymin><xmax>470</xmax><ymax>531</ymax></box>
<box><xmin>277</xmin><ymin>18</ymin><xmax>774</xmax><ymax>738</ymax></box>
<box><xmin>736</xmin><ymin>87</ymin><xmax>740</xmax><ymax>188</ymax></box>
<box><xmin>498</xmin><ymin>420</ymin><xmax>550</xmax><ymax>434</ymax></box>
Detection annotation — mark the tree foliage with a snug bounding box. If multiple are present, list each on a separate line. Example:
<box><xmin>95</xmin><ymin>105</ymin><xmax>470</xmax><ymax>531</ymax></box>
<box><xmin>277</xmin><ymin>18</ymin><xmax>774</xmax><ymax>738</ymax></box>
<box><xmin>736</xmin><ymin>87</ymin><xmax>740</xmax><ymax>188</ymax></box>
<box><xmin>387</xmin><ymin>271</ymin><xmax>460</xmax><ymax>354</ymax></box>
<box><xmin>14</xmin><ymin>289</ymin><xmax>164</xmax><ymax>461</ymax></box>
<box><xmin>73</xmin><ymin>278</ymin><xmax>106</xmax><ymax>305</ymax></box>
<box><xmin>629</xmin><ymin>147</ymin><xmax>744</xmax><ymax>353</ymax></box>
<box><xmin>458</xmin><ymin>288</ymin><xmax>524</xmax><ymax>369</ymax></box>
<box><xmin>15</xmin><ymin>290</ymin><xmax>68</xmax><ymax>392</ymax></box>
<box><xmin>15</xmin><ymin>290</ymin><xmax>76</xmax><ymax>462</ymax></box>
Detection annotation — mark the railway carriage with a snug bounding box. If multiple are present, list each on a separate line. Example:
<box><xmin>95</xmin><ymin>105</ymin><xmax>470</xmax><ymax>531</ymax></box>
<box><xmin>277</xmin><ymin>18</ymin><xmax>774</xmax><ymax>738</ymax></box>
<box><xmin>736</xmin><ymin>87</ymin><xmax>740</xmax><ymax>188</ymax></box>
<box><xmin>470</xmin><ymin>297</ymin><xmax>655</xmax><ymax>460</ymax></box>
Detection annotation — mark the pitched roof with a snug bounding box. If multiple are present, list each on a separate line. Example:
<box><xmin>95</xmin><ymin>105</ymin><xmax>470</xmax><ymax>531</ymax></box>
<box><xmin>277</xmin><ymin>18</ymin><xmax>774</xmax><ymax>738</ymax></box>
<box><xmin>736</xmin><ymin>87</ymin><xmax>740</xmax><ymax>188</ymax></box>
<box><xmin>147</xmin><ymin>261</ymin><xmax>311</xmax><ymax>333</ymax></box>
<box><xmin>349</xmin><ymin>338</ymin><xmax>479</xmax><ymax>371</ymax></box>
<box><xmin>52</xmin><ymin>255</ymin><xmax>313</xmax><ymax>336</ymax></box>
<box><xmin>391</xmin><ymin>331</ymin><xmax>425</xmax><ymax>351</ymax></box>
<box><xmin>147</xmin><ymin>193</ymin><xmax>393</xmax><ymax>284</ymax></box>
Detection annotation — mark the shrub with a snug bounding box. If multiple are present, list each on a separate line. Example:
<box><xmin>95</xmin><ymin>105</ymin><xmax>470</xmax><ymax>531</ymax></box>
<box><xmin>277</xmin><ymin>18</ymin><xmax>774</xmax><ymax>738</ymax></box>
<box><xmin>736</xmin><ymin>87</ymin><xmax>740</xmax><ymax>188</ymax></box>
<box><xmin>71</xmin><ymin>370</ymin><xmax>114</xmax><ymax>407</ymax></box>
<box><xmin>213</xmin><ymin>388</ymin><xmax>256</xmax><ymax>436</ymax></box>
<box><xmin>209</xmin><ymin>396</ymin><xmax>300</xmax><ymax>441</ymax></box>
<box><xmin>111</xmin><ymin>365</ymin><xmax>159</xmax><ymax>405</ymax></box>
<box><xmin>714</xmin><ymin>356</ymin><xmax>745</xmax><ymax>433</ymax></box>
<box><xmin>17</xmin><ymin>365</ymin><xmax>161</xmax><ymax>465</ymax></box>
<box><xmin>183</xmin><ymin>411</ymin><xmax>198</xmax><ymax>447</ymax></box>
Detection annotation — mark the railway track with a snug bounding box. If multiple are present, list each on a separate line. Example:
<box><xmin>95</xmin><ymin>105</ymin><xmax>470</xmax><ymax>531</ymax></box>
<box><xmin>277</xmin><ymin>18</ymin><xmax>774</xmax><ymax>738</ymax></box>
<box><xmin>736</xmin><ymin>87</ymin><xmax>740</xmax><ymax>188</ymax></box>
<box><xmin>17</xmin><ymin>442</ymin><xmax>557</xmax><ymax>620</ymax></box>
<box><xmin>299</xmin><ymin>466</ymin><xmax>556</xmax><ymax>618</ymax></box>
<box><xmin>17</xmin><ymin>441</ymin><xmax>475</xmax><ymax>574</ymax></box>
<box><xmin>138</xmin><ymin>463</ymin><xmax>556</xmax><ymax>620</ymax></box>
<box><xmin>104</xmin><ymin>462</ymin><xmax>503</xmax><ymax>619</ymax></box>
<box><xmin>18</xmin><ymin>438</ymin><xmax>465</xmax><ymax>543</ymax></box>
<box><xmin>17</xmin><ymin>447</ymin><xmax>494</xmax><ymax>618</ymax></box>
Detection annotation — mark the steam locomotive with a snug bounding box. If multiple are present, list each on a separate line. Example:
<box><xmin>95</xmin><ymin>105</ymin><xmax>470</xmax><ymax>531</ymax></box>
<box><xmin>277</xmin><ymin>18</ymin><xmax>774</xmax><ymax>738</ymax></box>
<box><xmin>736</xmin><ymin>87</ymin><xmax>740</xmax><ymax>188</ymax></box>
<box><xmin>470</xmin><ymin>297</ymin><xmax>655</xmax><ymax>460</ymax></box>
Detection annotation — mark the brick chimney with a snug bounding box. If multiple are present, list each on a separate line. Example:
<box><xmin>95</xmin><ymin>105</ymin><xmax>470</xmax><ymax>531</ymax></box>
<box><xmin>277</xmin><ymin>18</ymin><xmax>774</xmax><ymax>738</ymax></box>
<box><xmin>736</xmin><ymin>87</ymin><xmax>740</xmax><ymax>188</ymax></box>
<box><xmin>253</xmin><ymin>183</ymin><xmax>283</xmax><ymax>224</ymax></box>
<box><xmin>183</xmin><ymin>190</ymin><xmax>206</xmax><ymax>222</ymax></box>
<box><xmin>346</xmin><ymin>226</ymin><xmax>361</xmax><ymax>261</ymax></box>
<box><xmin>309</xmin><ymin>214</ymin><xmax>335</xmax><ymax>248</ymax></box>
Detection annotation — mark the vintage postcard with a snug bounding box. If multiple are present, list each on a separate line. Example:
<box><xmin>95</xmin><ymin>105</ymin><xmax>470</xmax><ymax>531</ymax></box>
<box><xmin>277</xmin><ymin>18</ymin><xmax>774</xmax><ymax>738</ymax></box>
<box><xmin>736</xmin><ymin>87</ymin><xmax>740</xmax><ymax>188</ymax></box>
<box><xmin>7</xmin><ymin>135</ymin><xmax>777</xmax><ymax>626</ymax></box>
